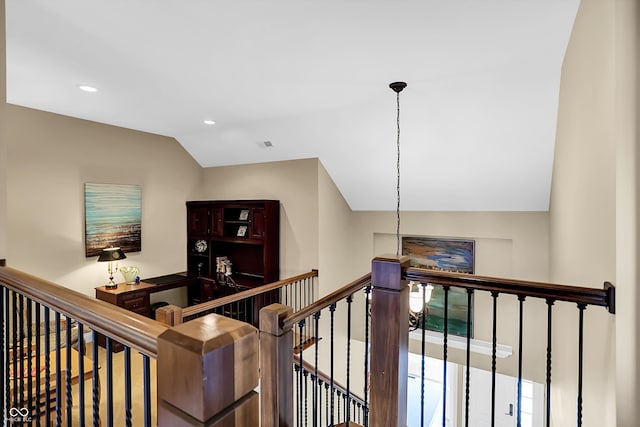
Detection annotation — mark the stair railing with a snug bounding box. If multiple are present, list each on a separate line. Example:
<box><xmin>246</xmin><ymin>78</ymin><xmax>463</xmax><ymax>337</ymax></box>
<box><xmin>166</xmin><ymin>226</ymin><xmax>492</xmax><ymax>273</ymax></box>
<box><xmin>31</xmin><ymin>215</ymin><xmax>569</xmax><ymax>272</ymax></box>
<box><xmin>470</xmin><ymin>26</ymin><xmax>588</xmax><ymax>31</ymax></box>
<box><xmin>260</xmin><ymin>256</ymin><xmax>615</xmax><ymax>427</ymax></box>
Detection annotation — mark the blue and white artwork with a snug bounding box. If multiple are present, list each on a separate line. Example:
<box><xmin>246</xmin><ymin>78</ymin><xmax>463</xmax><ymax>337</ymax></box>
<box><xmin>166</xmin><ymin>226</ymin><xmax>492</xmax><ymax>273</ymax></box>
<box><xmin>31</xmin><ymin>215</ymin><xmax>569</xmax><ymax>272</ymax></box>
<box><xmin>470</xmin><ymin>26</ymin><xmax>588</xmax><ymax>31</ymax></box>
<box><xmin>85</xmin><ymin>183</ymin><xmax>141</xmax><ymax>257</ymax></box>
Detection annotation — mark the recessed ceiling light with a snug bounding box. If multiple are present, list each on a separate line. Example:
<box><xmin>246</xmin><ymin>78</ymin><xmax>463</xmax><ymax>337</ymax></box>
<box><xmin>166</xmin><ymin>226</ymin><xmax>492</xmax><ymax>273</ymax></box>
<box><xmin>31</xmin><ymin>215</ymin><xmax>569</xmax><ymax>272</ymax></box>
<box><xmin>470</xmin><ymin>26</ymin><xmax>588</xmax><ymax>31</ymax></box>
<box><xmin>78</xmin><ymin>85</ymin><xmax>98</xmax><ymax>93</ymax></box>
<box><xmin>203</xmin><ymin>120</ymin><xmax>216</xmax><ymax>125</ymax></box>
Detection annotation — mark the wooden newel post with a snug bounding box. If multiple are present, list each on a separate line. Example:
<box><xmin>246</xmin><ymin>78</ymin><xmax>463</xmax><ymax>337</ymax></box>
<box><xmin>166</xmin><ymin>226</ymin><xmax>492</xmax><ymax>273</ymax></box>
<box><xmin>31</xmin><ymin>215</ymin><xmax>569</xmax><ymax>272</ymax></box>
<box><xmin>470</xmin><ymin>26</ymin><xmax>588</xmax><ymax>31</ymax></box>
<box><xmin>370</xmin><ymin>255</ymin><xmax>410</xmax><ymax>427</ymax></box>
<box><xmin>259</xmin><ymin>303</ymin><xmax>294</xmax><ymax>427</ymax></box>
<box><xmin>157</xmin><ymin>314</ymin><xmax>259</xmax><ymax>426</ymax></box>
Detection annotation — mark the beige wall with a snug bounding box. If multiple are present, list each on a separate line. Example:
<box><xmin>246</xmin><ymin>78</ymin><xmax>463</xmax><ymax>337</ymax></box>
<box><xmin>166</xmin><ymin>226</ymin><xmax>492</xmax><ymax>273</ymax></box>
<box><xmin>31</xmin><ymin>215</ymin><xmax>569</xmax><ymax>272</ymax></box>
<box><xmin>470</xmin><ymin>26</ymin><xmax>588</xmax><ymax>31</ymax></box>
<box><xmin>614</xmin><ymin>1</ymin><xmax>640</xmax><ymax>425</ymax></box>
<box><xmin>0</xmin><ymin>0</ymin><xmax>7</xmax><ymax>261</ymax></box>
<box><xmin>200</xmin><ymin>158</ymin><xmax>320</xmax><ymax>279</ymax></box>
<box><xmin>5</xmin><ymin>105</ymin><xmax>203</xmax><ymax>297</ymax></box>
<box><xmin>349</xmin><ymin>211</ymin><xmax>551</xmax><ymax>382</ymax></box>
<box><xmin>550</xmin><ymin>0</ymin><xmax>634</xmax><ymax>425</ymax></box>
<box><xmin>318</xmin><ymin>161</ymin><xmax>357</xmax><ymax>294</ymax></box>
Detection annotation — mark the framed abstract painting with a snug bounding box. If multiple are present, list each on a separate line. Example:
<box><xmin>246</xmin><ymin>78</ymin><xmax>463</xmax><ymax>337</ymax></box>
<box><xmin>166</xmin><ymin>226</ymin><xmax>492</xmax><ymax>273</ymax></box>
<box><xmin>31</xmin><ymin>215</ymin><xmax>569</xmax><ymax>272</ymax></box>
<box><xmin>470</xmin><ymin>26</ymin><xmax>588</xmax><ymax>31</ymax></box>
<box><xmin>402</xmin><ymin>236</ymin><xmax>475</xmax><ymax>337</ymax></box>
<box><xmin>84</xmin><ymin>183</ymin><xmax>142</xmax><ymax>257</ymax></box>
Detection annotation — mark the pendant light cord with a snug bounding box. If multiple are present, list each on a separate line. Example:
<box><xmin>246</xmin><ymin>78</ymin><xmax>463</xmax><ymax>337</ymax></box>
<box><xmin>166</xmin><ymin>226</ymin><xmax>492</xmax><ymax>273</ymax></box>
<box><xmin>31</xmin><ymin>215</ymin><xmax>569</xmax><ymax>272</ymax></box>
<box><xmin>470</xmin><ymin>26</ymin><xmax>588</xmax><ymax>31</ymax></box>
<box><xmin>396</xmin><ymin>90</ymin><xmax>401</xmax><ymax>257</ymax></box>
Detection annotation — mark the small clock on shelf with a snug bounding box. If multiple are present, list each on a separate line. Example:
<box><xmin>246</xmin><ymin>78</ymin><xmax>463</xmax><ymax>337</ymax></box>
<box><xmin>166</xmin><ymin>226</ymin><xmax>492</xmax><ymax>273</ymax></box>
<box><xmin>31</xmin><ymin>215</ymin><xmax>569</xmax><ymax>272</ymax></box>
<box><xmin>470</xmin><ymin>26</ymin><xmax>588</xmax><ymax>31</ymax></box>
<box><xmin>194</xmin><ymin>239</ymin><xmax>207</xmax><ymax>253</ymax></box>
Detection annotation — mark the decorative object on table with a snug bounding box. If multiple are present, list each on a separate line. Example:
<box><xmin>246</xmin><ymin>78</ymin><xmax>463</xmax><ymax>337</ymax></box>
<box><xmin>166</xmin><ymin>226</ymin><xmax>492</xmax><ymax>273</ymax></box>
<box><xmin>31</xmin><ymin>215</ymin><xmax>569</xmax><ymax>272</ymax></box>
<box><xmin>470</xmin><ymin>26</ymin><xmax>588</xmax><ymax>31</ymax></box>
<box><xmin>402</xmin><ymin>236</ymin><xmax>475</xmax><ymax>336</ymax></box>
<box><xmin>194</xmin><ymin>239</ymin><xmax>207</xmax><ymax>253</ymax></box>
<box><xmin>216</xmin><ymin>256</ymin><xmax>233</xmax><ymax>276</ymax></box>
<box><xmin>84</xmin><ymin>183</ymin><xmax>142</xmax><ymax>257</ymax></box>
<box><xmin>120</xmin><ymin>265</ymin><xmax>140</xmax><ymax>285</ymax></box>
<box><xmin>98</xmin><ymin>247</ymin><xmax>127</xmax><ymax>289</ymax></box>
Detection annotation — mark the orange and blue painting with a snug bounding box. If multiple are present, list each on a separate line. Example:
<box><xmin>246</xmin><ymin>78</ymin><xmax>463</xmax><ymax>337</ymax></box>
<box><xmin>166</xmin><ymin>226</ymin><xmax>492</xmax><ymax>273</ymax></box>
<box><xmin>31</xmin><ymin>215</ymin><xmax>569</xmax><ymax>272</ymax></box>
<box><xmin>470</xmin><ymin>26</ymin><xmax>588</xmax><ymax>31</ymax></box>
<box><xmin>402</xmin><ymin>237</ymin><xmax>474</xmax><ymax>337</ymax></box>
<box><xmin>85</xmin><ymin>183</ymin><xmax>141</xmax><ymax>257</ymax></box>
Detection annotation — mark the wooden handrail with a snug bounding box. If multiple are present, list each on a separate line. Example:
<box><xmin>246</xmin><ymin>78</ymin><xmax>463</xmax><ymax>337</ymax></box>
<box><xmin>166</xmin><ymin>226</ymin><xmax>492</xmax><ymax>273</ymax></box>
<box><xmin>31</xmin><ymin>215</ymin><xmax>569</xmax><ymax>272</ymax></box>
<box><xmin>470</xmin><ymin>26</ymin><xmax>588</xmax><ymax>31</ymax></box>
<box><xmin>0</xmin><ymin>266</ymin><xmax>168</xmax><ymax>358</ymax></box>
<box><xmin>405</xmin><ymin>267</ymin><xmax>615</xmax><ymax>313</ymax></box>
<box><xmin>282</xmin><ymin>273</ymin><xmax>371</xmax><ymax>330</ymax></box>
<box><xmin>182</xmin><ymin>270</ymin><xmax>318</xmax><ymax>319</ymax></box>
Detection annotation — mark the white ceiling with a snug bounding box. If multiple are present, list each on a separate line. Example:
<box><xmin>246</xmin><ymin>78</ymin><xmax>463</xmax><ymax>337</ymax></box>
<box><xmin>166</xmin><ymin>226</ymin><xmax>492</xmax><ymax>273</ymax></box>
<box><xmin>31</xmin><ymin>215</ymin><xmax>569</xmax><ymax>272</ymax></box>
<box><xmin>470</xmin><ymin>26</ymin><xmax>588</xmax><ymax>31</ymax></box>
<box><xmin>5</xmin><ymin>0</ymin><xmax>579</xmax><ymax>211</ymax></box>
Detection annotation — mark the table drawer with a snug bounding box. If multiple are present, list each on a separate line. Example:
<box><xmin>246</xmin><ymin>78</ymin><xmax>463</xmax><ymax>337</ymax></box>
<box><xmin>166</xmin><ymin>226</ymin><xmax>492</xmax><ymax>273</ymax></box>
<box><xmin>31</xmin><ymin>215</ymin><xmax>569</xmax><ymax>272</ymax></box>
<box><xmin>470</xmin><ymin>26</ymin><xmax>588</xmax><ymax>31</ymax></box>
<box><xmin>120</xmin><ymin>293</ymin><xmax>149</xmax><ymax>313</ymax></box>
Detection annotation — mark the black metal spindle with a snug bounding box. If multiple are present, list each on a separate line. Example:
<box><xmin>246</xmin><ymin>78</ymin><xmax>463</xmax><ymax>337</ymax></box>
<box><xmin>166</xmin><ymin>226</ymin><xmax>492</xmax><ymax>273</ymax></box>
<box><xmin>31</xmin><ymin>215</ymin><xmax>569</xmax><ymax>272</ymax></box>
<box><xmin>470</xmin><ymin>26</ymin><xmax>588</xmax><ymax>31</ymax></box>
<box><xmin>442</xmin><ymin>285</ymin><xmax>450</xmax><ymax>427</ymax></box>
<box><xmin>1</xmin><ymin>287</ymin><xmax>6</xmax><ymax>421</ymax></box>
<box><xmin>143</xmin><ymin>353</ymin><xmax>152</xmax><ymax>427</ymax></box>
<box><xmin>298</xmin><ymin>320</ymin><xmax>305</xmax><ymax>427</ymax></box>
<box><xmin>91</xmin><ymin>331</ymin><xmax>100</xmax><ymax>427</ymax></box>
<box><xmin>345</xmin><ymin>295</ymin><xmax>353</xmax><ymax>426</ymax></box>
<box><xmin>545</xmin><ymin>299</ymin><xmax>554</xmax><ymax>427</ymax></box>
<box><xmin>106</xmin><ymin>337</ymin><xmax>114</xmax><ymax>427</ymax></box>
<box><xmin>11</xmin><ymin>291</ymin><xmax>18</xmax><ymax>409</ymax></box>
<box><xmin>303</xmin><ymin>370</ymin><xmax>309</xmax><ymax>427</ymax></box>
<box><xmin>18</xmin><ymin>294</ymin><xmax>24</xmax><ymax>411</ymax></box>
<box><xmin>577</xmin><ymin>304</ymin><xmax>586</xmax><ymax>427</ymax></box>
<box><xmin>421</xmin><ymin>283</ymin><xmax>427</xmax><ymax>427</ymax></box>
<box><xmin>364</xmin><ymin>285</ymin><xmax>371</xmax><ymax>427</ymax></box>
<box><xmin>124</xmin><ymin>346</ymin><xmax>133</xmax><ymax>427</ymax></box>
<box><xmin>336</xmin><ymin>390</ymin><xmax>342</xmax><ymax>423</ymax></box>
<box><xmin>65</xmin><ymin>317</ymin><xmax>73</xmax><ymax>427</ymax></box>
<box><xmin>78</xmin><ymin>323</ymin><xmax>85</xmax><ymax>426</ymax></box>
<box><xmin>465</xmin><ymin>289</ymin><xmax>473</xmax><ymax>427</ymax></box>
<box><xmin>324</xmin><ymin>382</ymin><xmax>330</xmax><ymax>426</ymax></box>
<box><xmin>313</xmin><ymin>311</ymin><xmax>321</xmax><ymax>427</ymax></box>
<box><xmin>294</xmin><ymin>364</ymin><xmax>300</xmax><ymax>427</ymax></box>
<box><xmin>517</xmin><ymin>296</ymin><xmax>526</xmax><ymax>427</ymax></box>
<box><xmin>26</xmin><ymin>298</ymin><xmax>33</xmax><ymax>419</ymax></box>
<box><xmin>55</xmin><ymin>312</ymin><xmax>62</xmax><ymax>427</ymax></box>
<box><xmin>44</xmin><ymin>307</ymin><xmax>51</xmax><ymax>427</ymax></box>
<box><xmin>329</xmin><ymin>303</ymin><xmax>336</xmax><ymax>426</ymax></box>
<box><xmin>35</xmin><ymin>301</ymin><xmax>41</xmax><ymax>425</ymax></box>
<box><xmin>490</xmin><ymin>291</ymin><xmax>499</xmax><ymax>427</ymax></box>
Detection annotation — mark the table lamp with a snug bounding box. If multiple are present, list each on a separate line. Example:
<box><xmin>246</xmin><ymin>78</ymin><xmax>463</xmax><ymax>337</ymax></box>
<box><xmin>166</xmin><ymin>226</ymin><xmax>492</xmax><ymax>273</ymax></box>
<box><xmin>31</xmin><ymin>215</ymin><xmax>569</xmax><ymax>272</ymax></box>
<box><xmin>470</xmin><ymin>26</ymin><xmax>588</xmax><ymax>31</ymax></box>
<box><xmin>98</xmin><ymin>247</ymin><xmax>127</xmax><ymax>289</ymax></box>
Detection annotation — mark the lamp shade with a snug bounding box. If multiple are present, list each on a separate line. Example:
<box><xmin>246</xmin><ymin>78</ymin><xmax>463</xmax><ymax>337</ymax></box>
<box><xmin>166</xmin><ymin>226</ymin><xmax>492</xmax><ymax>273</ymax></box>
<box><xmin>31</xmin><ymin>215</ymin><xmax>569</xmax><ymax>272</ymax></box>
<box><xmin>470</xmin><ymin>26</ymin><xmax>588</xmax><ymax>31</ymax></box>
<box><xmin>97</xmin><ymin>247</ymin><xmax>127</xmax><ymax>262</ymax></box>
<box><xmin>408</xmin><ymin>281</ymin><xmax>434</xmax><ymax>313</ymax></box>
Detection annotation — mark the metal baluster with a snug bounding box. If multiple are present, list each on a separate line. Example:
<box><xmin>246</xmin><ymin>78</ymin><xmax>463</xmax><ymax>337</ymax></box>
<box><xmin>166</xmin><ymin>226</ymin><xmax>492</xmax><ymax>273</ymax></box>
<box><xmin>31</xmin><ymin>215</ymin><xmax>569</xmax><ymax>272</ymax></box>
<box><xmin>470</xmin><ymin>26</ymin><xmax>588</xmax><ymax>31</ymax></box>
<box><xmin>318</xmin><ymin>379</ymin><xmax>324</xmax><ymax>427</ymax></box>
<box><xmin>421</xmin><ymin>283</ymin><xmax>427</xmax><ymax>427</ymax></box>
<box><xmin>442</xmin><ymin>285</ymin><xmax>450</xmax><ymax>427</ymax></box>
<box><xmin>106</xmin><ymin>337</ymin><xmax>114</xmax><ymax>427</ymax></box>
<box><xmin>298</xmin><ymin>320</ymin><xmax>305</xmax><ymax>427</ymax></box>
<box><xmin>303</xmin><ymin>370</ymin><xmax>309</xmax><ymax>427</ymax></box>
<box><xmin>12</xmin><ymin>291</ymin><xmax>18</xmax><ymax>410</ymax></box>
<box><xmin>345</xmin><ymin>295</ymin><xmax>353</xmax><ymax>426</ymax></box>
<box><xmin>35</xmin><ymin>302</ymin><xmax>41</xmax><ymax>426</ymax></box>
<box><xmin>44</xmin><ymin>307</ymin><xmax>51</xmax><ymax>426</ymax></box>
<box><xmin>545</xmin><ymin>299</ymin><xmax>554</xmax><ymax>427</ymax></box>
<box><xmin>294</xmin><ymin>364</ymin><xmax>300</xmax><ymax>427</ymax></box>
<box><xmin>324</xmin><ymin>382</ymin><xmax>330</xmax><ymax>426</ymax></box>
<box><xmin>91</xmin><ymin>332</ymin><xmax>104</xmax><ymax>425</ymax></box>
<box><xmin>143</xmin><ymin>354</ymin><xmax>152</xmax><ymax>427</ymax></box>
<box><xmin>124</xmin><ymin>346</ymin><xmax>132</xmax><ymax>427</ymax></box>
<box><xmin>329</xmin><ymin>303</ymin><xmax>336</xmax><ymax>426</ymax></box>
<box><xmin>337</xmin><ymin>390</ymin><xmax>342</xmax><ymax>423</ymax></box>
<box><xmin>26</xmin><ymin>298</ymin><xmax>33</xmax><ymax>419</ymax></box>
<box><xmin>313</xmin><ymin>311</ymin><xmax>321</xmax><ymax>427</ymax></box>
<box><xmin>490</xmin><ymin>291</ymin><xmax>499</xmax><ymax>427</ymax></box>
<box><xmin>18</xmin><ymin>295</ymin><xmax>24</xmax><ymax>411</ymax></box>
<box><xmin>77</xmin><ymin>323</ymin><xmax>85</xmax><ymax>427</ymax></box>
<box><xmin>465</xmin><ymin>289</ymin><xmax>473</xmax><ymax>427</ymax></box>
<box><xmin>517</xmin><ymin>296</ymin><xmax>526</xmax><ymax>427</ymax></box>
<box><xmin>1</xmin><ymin>287</ymin><xmax>6</xmax><ymax>421</ymax></box>
<box><xmin>54</xmin><ymin>312</ymin><xmax>62</xmax><ymax>427</ymax></box>
<box><xmin>66</xmin><ymin>317</ymin><xmax>73</xmax><ymax>427</ymax></box>
<box><xmin>364</xmin><ymin>285</ymin><xmax>371</xmax><ymax>427</ymax></box>
<box><xmin>577</xmin><ymin>304</ymin><xmax>586</xmax><ymax>427</ymax></box>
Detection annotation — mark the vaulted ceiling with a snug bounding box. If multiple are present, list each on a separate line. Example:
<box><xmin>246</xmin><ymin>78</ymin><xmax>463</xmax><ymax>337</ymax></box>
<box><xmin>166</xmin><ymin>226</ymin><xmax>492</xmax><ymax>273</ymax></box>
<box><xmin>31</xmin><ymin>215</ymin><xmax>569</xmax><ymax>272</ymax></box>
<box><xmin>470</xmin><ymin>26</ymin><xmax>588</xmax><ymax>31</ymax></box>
<box><xmin>5</xmin><ymin>0</ymin><xmax>579</xmax><ymax>211</ymax></box>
